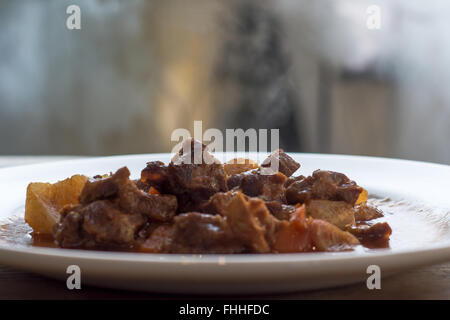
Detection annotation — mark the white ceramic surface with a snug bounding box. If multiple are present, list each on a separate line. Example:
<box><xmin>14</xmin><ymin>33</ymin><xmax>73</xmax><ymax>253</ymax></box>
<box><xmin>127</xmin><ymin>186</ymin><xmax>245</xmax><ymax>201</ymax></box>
<box><xmin>0</xmin><ymin>153</ymin><xmax>449</xmax><ymax>294</ymax></box>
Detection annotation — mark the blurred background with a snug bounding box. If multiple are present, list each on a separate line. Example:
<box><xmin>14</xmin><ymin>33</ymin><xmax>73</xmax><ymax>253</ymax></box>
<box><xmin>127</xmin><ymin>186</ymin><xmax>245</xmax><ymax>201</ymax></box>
<box><xmin>1</xmin><ymin>0</ymin><xmax>449</xmax><ymax>164</ymax></box>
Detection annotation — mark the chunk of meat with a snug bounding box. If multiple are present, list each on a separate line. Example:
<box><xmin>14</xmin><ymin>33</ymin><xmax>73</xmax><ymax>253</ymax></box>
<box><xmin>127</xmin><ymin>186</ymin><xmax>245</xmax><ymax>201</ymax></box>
<box><xmin>140</xmin><ymin>224</ymin><xmax>173</xmax><ymax>253</ymax></box>
<box><xmin>53</xmin><ymin>206</ymin><xmax>84</xmax><ymax>248</ymax></box>
<box><xmin>309</xmin><ymin>219</ymin><xmax>360</xmax><ymax>251</ymax></box>
<box><xmin>140</xmin><ymin>161</ymin><xmax>170</xmax><ymax>193</ymax></box>
<box><xmin>168</xmin><ymin>139</ymin><xmax>228</xmax><ymax>212</ymax></box>
<box><xmin>286</xmin><ymin>170</ymin><xmax>363</xmax><ymax>205</ymax></box>
<box><xmin>306</xmin><ymin>200</ymin><xmax>355</xmax><ymax>229</ymax></box>
<box><xmin>223</xmin><ymin>193</ymin><xmax>279</xmax><ymax>253</ymax></box>
<box><xmin>346</xmin><ymin>222</ymin><xmax>392</xmax><ymax>248</ymax></box>
<box><xmin>79</xmin><ymin>167</ymin><xmax>129</xmax><ymax>205</ymax></box>
<box><xmin>54</xmin><ymin>200</ymin><xmax>146</xmax><ymax>249</ymax></box>
<box><xmin>285</xmin><ymin>175</ymin><xmax>306</xmax><ymax>188</ymax></box>
<box><xmin>354</xmin><ymin>204</ymin><xmax>384</xmax><ymax>221</ymax></box>
<box><xmin>200</xmin><ymin>191</ymin><xmax>237</xmax><ymax>215</ymax></box>
<box><xmin>171</xmin><ymin>138</ymin><xmax>219</xmax><ymax>165</ymax></box>
<box><xmin>227</xmin><ymin>170</ymin><xmax>287</xmax><ymax>201</ymax></box>
<box><xmin>80</xmin><ymin>167</ymin><xmax>177</xmax><ymax>222</ymax></box>
<box><xmin>261</xmin><ymin>149</ymin><xmax>300</xmax><ymax>177</ymax></box>
<box><xmin>117</xmin><ymin>175</ymin><xmax>177</xmax><ymax>222</ymax></box>
<box><xmin>82</xmin><ymin>201</ymin><xmax>145</xmax><ymax>245</ymax></box>
<box><xmin>224</xmin><ymin>158</ymin><xmax>258</xmax><ymax>176</ymax></box>
<box><xmin>168</xmin><ymin>192</ymin><xmax>280</xmax><ymax>253</ymax></box>
<box><xmin>265</xmin><ymin>201</ymin><xmax>296</xmax><ymax>220</ymax></box>
<box><xmin>168</xmin><ymin>213</ymin><xmax>244</xmax><ymax>254</ymax></box>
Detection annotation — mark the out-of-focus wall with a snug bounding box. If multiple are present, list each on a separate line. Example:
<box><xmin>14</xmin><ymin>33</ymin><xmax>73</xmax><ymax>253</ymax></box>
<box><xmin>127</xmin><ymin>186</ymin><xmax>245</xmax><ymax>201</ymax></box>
<box><xmin>1</xmin><ymin>0</ymin><xmax>450</xmax><ymax>164</ymax></box>
<box><xmin>277</xmin><ymin>0</ymin><xmax>450</xmax><ymax>163</ymax></box>
<box><xmin>0</xmin><ymin>0</ymin><xmax>221</xmax><ymax>155</ymax></box>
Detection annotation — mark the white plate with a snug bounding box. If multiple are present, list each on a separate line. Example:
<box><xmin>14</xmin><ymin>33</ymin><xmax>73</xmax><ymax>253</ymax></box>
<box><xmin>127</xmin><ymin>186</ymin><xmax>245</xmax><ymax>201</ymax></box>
<box><xmin>0</xmin><ymin>153</ymin><xmax>449</xmax><ymax>294</ymax></box>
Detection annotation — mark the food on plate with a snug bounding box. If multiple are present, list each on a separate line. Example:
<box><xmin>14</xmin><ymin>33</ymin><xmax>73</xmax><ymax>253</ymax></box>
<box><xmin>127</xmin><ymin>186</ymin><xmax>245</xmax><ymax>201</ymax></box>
<box><xmin>25</xmin><ymin>138</ymin><xmax>392</xmax><ymax>253</ymax></box>
<box><xmin>25</xmin><ymin>174</ymin><xmax>88</xmax><ymax>234</ymax></box>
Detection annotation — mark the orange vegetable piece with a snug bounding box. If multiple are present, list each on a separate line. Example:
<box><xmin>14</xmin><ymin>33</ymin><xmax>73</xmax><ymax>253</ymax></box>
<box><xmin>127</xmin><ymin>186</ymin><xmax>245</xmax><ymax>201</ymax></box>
<box><xmin>274</xmin><ymin>205</ymin><xmax>313</xmax><ymax>253</ymax></box>
<box><xmin>355</xmin><ymin>188</ymin><xmax>368</xmax><ymax>205</ymax></box>
<box><xmin>148</xmin><ymin>186</ymin><xmax>160</xmax><ymax>195</ymax></box>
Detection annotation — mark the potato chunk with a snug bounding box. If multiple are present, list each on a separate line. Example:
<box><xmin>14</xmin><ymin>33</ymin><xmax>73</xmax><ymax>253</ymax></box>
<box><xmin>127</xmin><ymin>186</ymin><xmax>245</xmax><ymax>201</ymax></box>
<box><xmin>25</xmin><ymin>175</ymin><xmax>88</xmax><ymax>234</ymax></box>
<box><xmin>306</xmin><ymin>199</ymin><xmax>355</xmax><ymax>229</ymax></box>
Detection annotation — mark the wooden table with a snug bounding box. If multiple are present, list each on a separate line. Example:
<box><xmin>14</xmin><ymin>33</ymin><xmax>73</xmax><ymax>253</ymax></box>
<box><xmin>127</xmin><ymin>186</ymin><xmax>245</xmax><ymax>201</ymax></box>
<box><xmin>0</xmin><ymin>157</ymin><xmax>448</xmax><ymax>300</ymax></box>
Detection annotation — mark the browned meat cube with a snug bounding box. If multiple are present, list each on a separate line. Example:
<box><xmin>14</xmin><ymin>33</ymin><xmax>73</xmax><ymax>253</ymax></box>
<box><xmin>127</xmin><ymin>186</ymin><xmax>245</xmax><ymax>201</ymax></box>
<box><xmin>261</xmin><ymin>149</ymin><xmax>300</xmax><ymax>177</ymax></box>
<box><xmin>346</xmin><ymin>222</ymin><xmax>392</xmax><ymax>248</ymax></box>
<box><xmin>54</xmin><ymin>200</ymin><xmax>146</xmax><ymax>249</ymax></box>
<box><xmin>168</xmin><ymin>213</ymin><xmax>244</xmax><ymax>254</ymax></box>
<box><xmin>306</xmin><ymin>200</ymin><xmax>355</xmax><ymax>229</ymax></box>
<box><xmin>118</xmin><ymin>179</ymin><xmax>177</xmax><ymax>222</ymax></box>
<box><xmin>286</xmin><ymin>170</ymin><xmax>363</xmax><ymax>205</ymax></box>
<box><xmin>200</xmin><ymin>191</ymin><xmax>237</xmax><ymax>215</ymax></box>
<box><xmin>354</xmin><ymin>204</ymin><xmax>384</xmax><ymax>221</ymax></box>
<box><xmin>140</xmin><ymin>161</ymin><xmax>170</xmax><ymax>193</ymax></box>
<box><xmin>168</xmin><ymin>163</ymin><xmax>227</xmax><ymax>212</ymax></box>
<box><xmin>79</xmin><ymin>167</ymin><xmax>129</xmax><ymax>205</ymax></box>
<box><xmin>223</xmin><ymin>193</ymin><xmax>279</xmax><ymax>253</ymax></box>
<box><xmin>140</xmin><ymin>224</ymin><xmax>174</xmax><ymax>253</ymax></box>
<box><xmin>168</xmin><ymin>139</ymin><xmax>228</xmax><ymax>212</ymax></box>
<box><xmin>53</xmin><ymin>207</ymin><xmax>84</xmax><ymax>248</ymax></box>
<box><xmin>285</xmin><ymin>175</ymin><xmax>306</xmax><ymax>188</ymax></box>
<box><xmin>168</xmin><ymin>192</ymin><xmax>280</xmax><ymax>254</ymax></box>
<box><xmin>264</xmin><ymin>201</ymin><xmax>296</xmax><ymax>220</ymax></box>
<box><xmin>80</xmin><ymin>166</ymin><xmax>177</xmax><ymax>222</ymax></box>
<box><xmin>227</xmin><ymin>169</ymin><xmax>287</xmax><ymax>201</ymax></box>
<box><xmin>309</xmin><ymin>219</ymin><xmax>360</xmax><ymax>251</ymax></box>
<box><xmin>82</xmin><ymin>200</ymin><xmax>145</xmax><ymax>245</ymax></box>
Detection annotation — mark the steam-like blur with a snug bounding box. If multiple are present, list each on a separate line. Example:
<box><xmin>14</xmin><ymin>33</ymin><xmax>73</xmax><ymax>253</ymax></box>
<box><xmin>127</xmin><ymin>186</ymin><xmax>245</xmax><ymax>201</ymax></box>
<box><xmin>0</xmin><ymin>0</ymin><xmax>449</xmax><ymax>164</ymax></box>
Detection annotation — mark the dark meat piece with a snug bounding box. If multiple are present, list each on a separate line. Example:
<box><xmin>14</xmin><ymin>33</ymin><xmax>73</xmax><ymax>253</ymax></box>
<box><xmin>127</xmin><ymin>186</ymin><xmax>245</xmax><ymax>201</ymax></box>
<box><xmin>285</xmin><ymin>170</ymin><xmax>362</xmax><ymax>205</ymax></box>
<box><xmin>227</xmin><ymin>169</ymin><xmax>287</xmax><ymax>201</ymax></box>
<box><xmin>168</xmin><ymin>139</ymin><xmax>227</xmax><ymax>212</ymax></box>
<box><xmin>82</xmin><ymin>201</ymin><xmax>145</xmax><ymax>245</ymax></box>
<box><xmin>285</xmin><ymin>175</ymin><xmax>306</xmax><ymax>188</ymax></box>
<box><xmin>223</xmin><ymin>193</ymin><xmax>279</xmax><ymax>253</ymax></box>
<box><xmin>79</xmin><ymin>167</ymin><xmax>129</xmax><ymax>204</ymax></box>
<box><xmin>117</xmin><ymin>174</ymin><xmax>177</xmax><ymax>222</ymax></box>
<box><xmin>201</xmin><ymin>191</ymin><xmax>294</xmax><ymax>221</ymax></box>
<box><xmin>53</xmin><ymin>206</ymin><xmax>85</xmax><ymax>248</ymax></box>
<box><xmin>261</xmin><ymin>149</ymin><xmax>300</xmax><ymax>177</ymax></box>
<box><xmin>200</xmin><ymin>191</ymin><xmax>237</xmax><ymax>215</ymax></box>
<box><xmin>306</xmin><ymin>200</ymin><xmax>355</xmax><ymax>229</ymax></box>
<box><xmin>140</xmin><ymin>161</ymin><xmax>170</xmax><ymax>193</ymax></box>
<box><xmin>346</xmin><ymin>222</ymin><xmax>392</xmax><ymax>248</ymax></box>
<box><xmin>354</xmin><ymin>204</ymin><xmax>384</xmax><ymax>221</ymax></box>
<box><xmin>168</xmin><ymin>192</ymin><xmax>281</xmax><ymax>253</ymax></box>
<box><xmin>54</xmin><ymin>200</ymin><xmax>146</xmax><ymax>249</ymax></box>
<box><xmin>264</xmin><ymin>201</ymin><xmax>296</xmax><ymax>220</ymax></box>
<box><xmin>168</xmin><ymin>213</ymin><xmax>244</xmax><ymax>254</ymax></box>
<box><xmin>140</xmin><ymin>224</ymin><xmax>174</xmax><ymax>253</ymax></box>
<box><xmin>81</xmin><ymin>167</ymin><xmax>177</xmax><ymax>222</ymax></box>
<box><xmin>171</xmin><ymin>138</ymin><xmax>215</xmax><ymax>165</ymax></box>
<box><xmin>134</xmin><ymin>179</ymin><xmax>150</xmax><ymax>193</ymax></box>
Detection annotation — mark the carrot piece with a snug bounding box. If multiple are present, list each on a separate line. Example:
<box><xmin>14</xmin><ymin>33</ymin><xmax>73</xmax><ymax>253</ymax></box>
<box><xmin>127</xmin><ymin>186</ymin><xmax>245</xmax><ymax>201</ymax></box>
<box><xmin>274</xmin><ymin>205</ymin><xmax>313</xmax><ymax>253</ymax></box>
<box><xmin>355</xmin><ymin>188</ymin><xmax>368</xmax><ymax>205</ymax></box>
<box><xmin>149</xmin><ymin>186</ymin><xmax>160</xmax><ymax>195</ymax></box>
